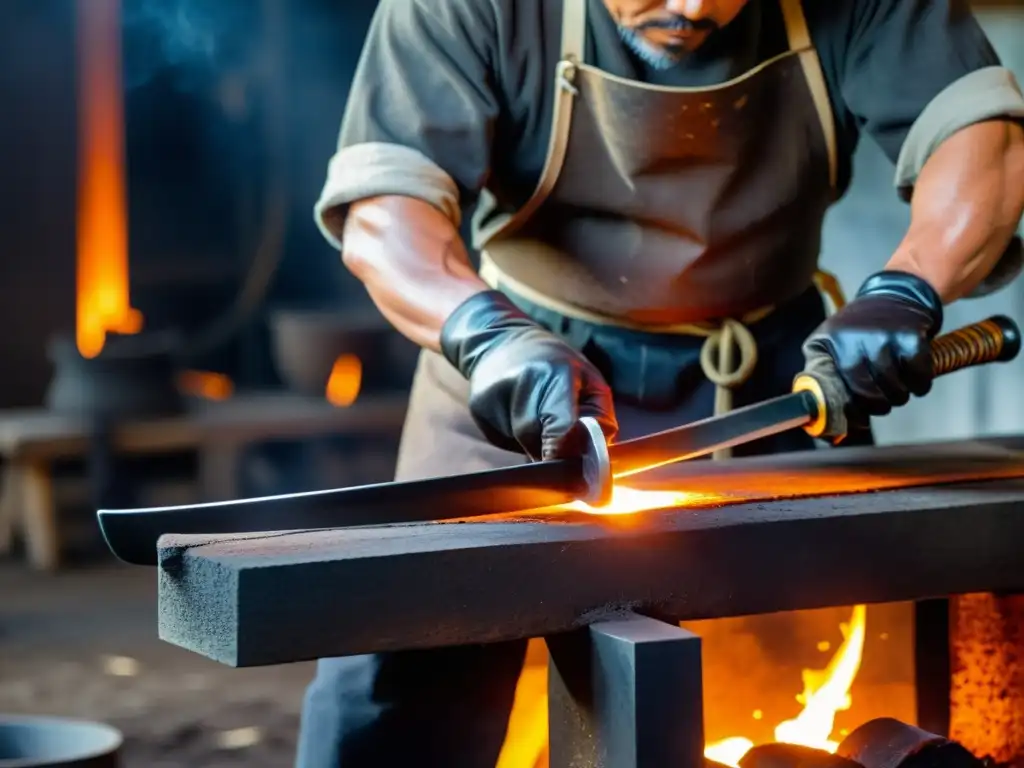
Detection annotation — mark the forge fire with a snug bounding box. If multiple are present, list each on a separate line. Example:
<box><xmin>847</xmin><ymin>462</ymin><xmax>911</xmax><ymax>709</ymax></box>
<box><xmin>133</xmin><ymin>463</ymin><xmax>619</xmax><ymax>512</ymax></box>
<box><xmin>75</xmin><ymin>0</ymin><xmax>139</xmax><ymax>359</ymax></box>
<box><xmin>704</xmin><ymin>605</ymin><xmax>867</xmax><ymax>766</ymax></box>
<box><xmin>497</xmin><ymin>604</ymin><xmax>873</xmax><ymax>768</ymax></box>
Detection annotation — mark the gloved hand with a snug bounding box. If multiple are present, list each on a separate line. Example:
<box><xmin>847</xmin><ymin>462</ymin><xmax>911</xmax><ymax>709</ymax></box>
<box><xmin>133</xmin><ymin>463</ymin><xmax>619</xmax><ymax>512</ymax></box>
<box><xmin>440</xmin><ymin>290</ymin><xmax>618</xmax><ymax>461</ymax></box>
<box><xmin>802</xmin><ymin>270</ymin><xmax>944</xmax><ymax>424</ymax></box>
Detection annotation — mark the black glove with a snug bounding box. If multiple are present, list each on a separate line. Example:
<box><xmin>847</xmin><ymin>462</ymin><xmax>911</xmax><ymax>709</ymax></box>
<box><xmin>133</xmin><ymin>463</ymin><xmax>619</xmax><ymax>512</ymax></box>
<box><xmin>440</xmin><ymin>290</ymin><xmax>618</xmax><ymax>461</ymax></box>
<box><xmin>802</xmin><ymin>270</ymin><xmax>944</xmax><ymax>423</ymax></box>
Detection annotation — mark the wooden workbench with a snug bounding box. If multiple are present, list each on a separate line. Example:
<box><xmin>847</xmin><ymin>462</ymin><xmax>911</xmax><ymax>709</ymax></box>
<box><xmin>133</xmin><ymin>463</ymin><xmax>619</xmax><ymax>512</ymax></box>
<box><xmin>0</xmin><ymin>392</ymin><xmax>408</xmax><ymax>570</ymax></box>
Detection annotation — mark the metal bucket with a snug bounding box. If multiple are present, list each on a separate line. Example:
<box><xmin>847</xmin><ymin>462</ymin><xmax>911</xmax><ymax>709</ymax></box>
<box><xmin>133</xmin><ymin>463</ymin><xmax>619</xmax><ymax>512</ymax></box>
<box><xmin>0</xmin><ymin>716</ymin><xmax>121</xmax><ymax>767</ymax></box>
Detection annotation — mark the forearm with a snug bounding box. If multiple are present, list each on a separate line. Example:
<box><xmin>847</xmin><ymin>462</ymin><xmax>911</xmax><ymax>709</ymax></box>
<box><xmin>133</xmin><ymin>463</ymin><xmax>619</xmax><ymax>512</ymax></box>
<box><xmin>886</xmin><ymin>118</ymin><xmax>1024</xmax><ymax>303</ymax></box>
<box><xmin>340</xmin><ymin>196</ymin><xmax>489</xmax><ymax>351</ymax></box>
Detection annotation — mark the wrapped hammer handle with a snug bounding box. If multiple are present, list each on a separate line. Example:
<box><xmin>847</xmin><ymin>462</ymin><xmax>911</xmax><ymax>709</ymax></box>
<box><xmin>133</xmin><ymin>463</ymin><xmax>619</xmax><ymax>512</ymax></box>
<box><xmin>929</xmin><ymin>315</ymin><xmax>1021</xmax><ymax>376</ymax></box>
<box><xmin>794</xmin><ymin>315</ymin><xmax>1021</xmax><ymax>440</ymax></box>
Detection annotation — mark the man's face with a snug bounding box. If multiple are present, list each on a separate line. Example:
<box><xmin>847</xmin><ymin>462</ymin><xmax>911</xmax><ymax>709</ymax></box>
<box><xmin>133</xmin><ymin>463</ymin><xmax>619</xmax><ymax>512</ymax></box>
<box><xmin>604</xmin><ymin>0</ymin><xmax>751</xmax><ymax>68</ymax></box>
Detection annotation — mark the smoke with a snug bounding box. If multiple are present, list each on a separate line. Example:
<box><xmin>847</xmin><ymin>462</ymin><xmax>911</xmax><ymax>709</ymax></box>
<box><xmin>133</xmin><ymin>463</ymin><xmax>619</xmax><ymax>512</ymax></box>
<box><xmin>121</xmin><ymin>0</ymin><xmax>250</xmax><ymax>90</ymax></box>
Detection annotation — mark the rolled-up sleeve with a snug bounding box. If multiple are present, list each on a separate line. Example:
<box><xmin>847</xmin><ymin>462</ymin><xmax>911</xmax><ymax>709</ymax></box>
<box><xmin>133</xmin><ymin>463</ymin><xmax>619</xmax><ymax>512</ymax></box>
<box><xmin>314</xmin><ymin>0</ymin><xmax>500</xmax><ymax>249</ymax></box>
<box><xmin>838</xmin><ymin>0</ymin><xmax>1024</xmax><ymax>199</ymax></box>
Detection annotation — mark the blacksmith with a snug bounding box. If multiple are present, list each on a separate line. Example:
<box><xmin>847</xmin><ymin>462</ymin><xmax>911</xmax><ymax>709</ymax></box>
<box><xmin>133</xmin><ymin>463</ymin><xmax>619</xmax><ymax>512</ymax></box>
<box><xmin>300</xmin><ymin>0</ymin><xmax>1024</xmax><ymax>764</ymax></box>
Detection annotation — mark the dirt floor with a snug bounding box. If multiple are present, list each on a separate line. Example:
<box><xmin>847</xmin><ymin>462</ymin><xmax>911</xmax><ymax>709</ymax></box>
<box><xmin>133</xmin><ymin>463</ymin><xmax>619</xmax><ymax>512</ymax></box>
<box><xmin>0</xmin><ymin>560</ymin><xmax>315</xmax><ymax>767</ymax></box>
<box><xmin>0</xmin><ymin>538</ymin><xmax>917</xmax><ymax>767</ymax></box>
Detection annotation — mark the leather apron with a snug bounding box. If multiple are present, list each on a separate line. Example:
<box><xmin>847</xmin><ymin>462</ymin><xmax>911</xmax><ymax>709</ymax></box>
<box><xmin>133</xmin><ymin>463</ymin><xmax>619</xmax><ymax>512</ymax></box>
<box><xmin>395</xmin><ymin>0</ymin><xmax>842</xmax><ymax>482</ymax></box>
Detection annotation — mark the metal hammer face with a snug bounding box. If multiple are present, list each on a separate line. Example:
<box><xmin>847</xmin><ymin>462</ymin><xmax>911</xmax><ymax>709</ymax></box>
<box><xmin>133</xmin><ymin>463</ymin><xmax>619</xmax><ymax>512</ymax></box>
<box><xmin>579</xmin><ymin>416</ymin><xmax>613</xmax><ymax>506</ymax></box>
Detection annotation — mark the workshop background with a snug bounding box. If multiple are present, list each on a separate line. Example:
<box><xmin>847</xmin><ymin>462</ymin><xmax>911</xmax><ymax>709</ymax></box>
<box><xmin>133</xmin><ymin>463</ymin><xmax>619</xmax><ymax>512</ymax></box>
<box><xmin>0</xmin><ymin>1</ymin><xmax>1021</xmax><ymax>767</ymax></box>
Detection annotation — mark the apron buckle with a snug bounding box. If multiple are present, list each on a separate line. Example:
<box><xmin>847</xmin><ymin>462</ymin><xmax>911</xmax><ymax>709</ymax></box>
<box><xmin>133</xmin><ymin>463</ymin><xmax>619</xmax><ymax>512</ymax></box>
<box><xmin>556</xmin><ymin>59</ymin><xmax>579</xmax><ymax>96</ymax></box>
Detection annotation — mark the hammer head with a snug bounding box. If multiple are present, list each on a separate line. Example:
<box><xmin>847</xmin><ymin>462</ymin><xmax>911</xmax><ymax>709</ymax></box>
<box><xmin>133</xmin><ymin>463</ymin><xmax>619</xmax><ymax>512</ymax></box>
<box><xmin>578</xmin><ymin>416</ymin><xmax>613</xmax><ymax>507</ymax></box>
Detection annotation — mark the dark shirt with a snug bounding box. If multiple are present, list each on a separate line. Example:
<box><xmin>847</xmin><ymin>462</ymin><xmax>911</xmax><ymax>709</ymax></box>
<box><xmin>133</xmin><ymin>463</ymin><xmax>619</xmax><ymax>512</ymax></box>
<box><xmin>337</xmin><ymin>0</ymin><xmax>1002</xmax><ymax>211</ymax></box>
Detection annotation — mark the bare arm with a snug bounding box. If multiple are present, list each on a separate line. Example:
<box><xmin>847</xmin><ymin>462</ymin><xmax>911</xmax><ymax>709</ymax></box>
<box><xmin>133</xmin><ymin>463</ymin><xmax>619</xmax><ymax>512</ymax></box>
<box><xmin>313</xmin><ymin>0</ymin><xmax>502</xmax><ymax>349</ymax></box>
<box><xmin>341</xmin><ymin>196</ymin><xmax>489</xmax><ymax>351</ymax></box>
<box><xmin>886</xmin><ymin>119</ymin><xmax>1024</xmax><ymax>303</ymax></box>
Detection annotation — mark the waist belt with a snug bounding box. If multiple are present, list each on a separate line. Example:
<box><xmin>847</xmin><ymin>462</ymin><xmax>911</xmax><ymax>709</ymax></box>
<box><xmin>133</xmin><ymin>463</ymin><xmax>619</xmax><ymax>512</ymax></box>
<box><xmin>479</xmin><ymin>253</ymin><xmax>847</xmax><ymax>460</ymax></box>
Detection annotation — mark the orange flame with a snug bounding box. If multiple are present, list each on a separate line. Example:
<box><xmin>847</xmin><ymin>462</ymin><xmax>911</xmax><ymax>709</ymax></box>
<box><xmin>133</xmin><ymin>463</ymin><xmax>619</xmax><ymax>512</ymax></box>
<box><xmin>76</xmin><ymin>0</ymin><xmax>142</xmax><ymax>358</ymax></box>
<box><xmin>178</xmin><ymin>371</ymin><xmax>234</xmax><ymax>401</ymax></box>
<box><xmin>496</xmin><ymin>660</ymin><xmax>549</xmax><ymax>768</ymax></box>
<box><xmin>567</xmin><ymin>485</ymin><xmax>709</xmax><ymax>516</ymax></box>
<box><xmin>704</xmin><ymin>604</ymin><xmax>867</xmax><ymax>767</ymax></box>
<box><xmin>325</xmin><ymin>354</ymin><xmax>362</xmax><ymax>407</ymax></box>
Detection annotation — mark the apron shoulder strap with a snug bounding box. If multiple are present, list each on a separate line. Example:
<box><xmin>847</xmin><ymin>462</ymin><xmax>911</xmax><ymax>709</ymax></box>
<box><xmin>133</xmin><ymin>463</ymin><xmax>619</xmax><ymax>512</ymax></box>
<box><xmin>779</xmin><ymin>0</ymin><xmax>813</xmax><ymax>52</ymax></box>
<box><xmin>477</xmin><ymin>0</ymin><xmax>585</xmax><ymax>249</ymax></box>
<box><xmin>562</xmin><ymin>0</ymin><xmax>587</xmax><ymax>62</ymax></box>
<box><xmin>778</xmin><ymin>0</ymin><xmax>838</xmax><ymax>193</ymax></box>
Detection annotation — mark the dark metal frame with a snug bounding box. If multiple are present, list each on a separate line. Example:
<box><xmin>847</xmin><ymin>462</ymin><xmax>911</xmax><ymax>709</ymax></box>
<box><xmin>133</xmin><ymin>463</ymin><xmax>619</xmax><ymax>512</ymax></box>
<box><xmin>548</xmin><ymin>613</ymin><xmax>706</xmax><ymax>768</ymax></box>
<box><xmin>152</xmin><ymin>437</ymin><xmax>1024</xmax><ymax>766</ymax></box>
<box><xmin>913</xmin><ymin>599</ymin><xmax>951</xmax><ymax>736</ymax></box>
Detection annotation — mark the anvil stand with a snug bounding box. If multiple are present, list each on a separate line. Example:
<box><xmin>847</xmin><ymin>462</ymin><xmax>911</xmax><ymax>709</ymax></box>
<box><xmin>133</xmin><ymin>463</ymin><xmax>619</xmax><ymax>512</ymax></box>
<box><xmin>153</xmin><ymin>437</ymin><xmax>1024</xmax><ymax>765</ymax></box>
<box><xmin>545</xmin><ymin>610</ymin><xmax>960</xmax><ymax>768</ymax></box>
<box><xmin>547</xmin><ymin>611</ymin><xmax>707</xmax><ymax>768</ymax></box>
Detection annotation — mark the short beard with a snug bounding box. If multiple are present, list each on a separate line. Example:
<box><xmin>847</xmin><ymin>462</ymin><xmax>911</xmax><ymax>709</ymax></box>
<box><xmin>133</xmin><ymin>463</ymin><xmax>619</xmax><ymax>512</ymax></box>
<box><xmin>616</xmin><ymin>25</ymin><xmax>683</xmax><ymax>71</ymax></box>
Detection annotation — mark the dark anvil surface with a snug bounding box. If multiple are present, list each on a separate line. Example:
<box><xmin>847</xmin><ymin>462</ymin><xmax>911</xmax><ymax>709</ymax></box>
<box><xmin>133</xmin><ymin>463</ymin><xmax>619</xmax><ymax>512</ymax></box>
<box><xmin>156</xmin><ymin>437</ymin><xmax>1024</xmax><ymax>667</ymax></box>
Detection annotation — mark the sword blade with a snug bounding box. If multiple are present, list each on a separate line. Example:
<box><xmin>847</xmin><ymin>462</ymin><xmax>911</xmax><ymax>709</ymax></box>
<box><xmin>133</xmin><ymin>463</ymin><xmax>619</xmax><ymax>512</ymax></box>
<box><xmin>98</xmin><ymin>390</ymin><xmax>821</xmax><ymax>566</ymax></box>
<box><xmin>99</xmin><ymin>458</ymin><xmax>586</xmax><ymax>566</ymax></box>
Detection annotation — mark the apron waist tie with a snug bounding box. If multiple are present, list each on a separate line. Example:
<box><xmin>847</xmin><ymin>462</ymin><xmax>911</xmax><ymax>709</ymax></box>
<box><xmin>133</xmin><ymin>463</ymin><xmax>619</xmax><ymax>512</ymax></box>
<box><xmin>479</xmin><ymin>254</ymin><xmax>846</xmax><ymax>460</ymax></box>
<box><xmin>692</xmin><ymin>318</ymin><xmax>759</xmax><ymax>460</ymax></box>
<box><xmin>700</xmin><ymin>320</ymin><xmax>758</xmax><ymax>406</ymax></box>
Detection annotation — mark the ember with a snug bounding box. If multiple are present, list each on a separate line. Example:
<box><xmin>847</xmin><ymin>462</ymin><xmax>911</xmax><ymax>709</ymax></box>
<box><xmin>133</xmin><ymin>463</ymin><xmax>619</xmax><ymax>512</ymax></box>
<box><xmin>178</xmin><ymin>371</ymin><xmax>234</xmax><ymax>401</ymax></box>
<box><xmin>325</xmin><ymin>354</ymin><xmax>362</xmax><ymax>407</ymax></box>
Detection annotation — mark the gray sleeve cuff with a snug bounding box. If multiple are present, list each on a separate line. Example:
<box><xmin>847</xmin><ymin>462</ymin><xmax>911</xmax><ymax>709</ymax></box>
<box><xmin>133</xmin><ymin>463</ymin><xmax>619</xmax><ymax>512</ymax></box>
<box><xmin>895</xmin><ymin>66</ymin><xmax>1024</xmax><ymax>200</ymax></box>
<box><xmin>313</xmin><ymin>142</ymin><xmax>463</xmax><ymax>250</ymax></box>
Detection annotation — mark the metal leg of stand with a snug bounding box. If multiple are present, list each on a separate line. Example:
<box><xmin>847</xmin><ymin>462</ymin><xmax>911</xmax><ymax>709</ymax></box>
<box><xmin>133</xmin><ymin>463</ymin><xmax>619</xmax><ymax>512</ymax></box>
<box><xmin>547</xmin><ymin>612</ymin><xmax>705</xmax><ymax>768</ymax></box>
<box><xmin>914</xmin><ymin>598</ymin><xmax>951</xmax><ymax>736</ymax></box>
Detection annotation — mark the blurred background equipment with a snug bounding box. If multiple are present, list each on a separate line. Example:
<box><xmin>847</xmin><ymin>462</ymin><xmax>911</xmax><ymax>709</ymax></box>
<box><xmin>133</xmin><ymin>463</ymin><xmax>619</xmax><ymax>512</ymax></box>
<box><xmin>0</xmin><ymin>0</ymin><xmax>410</xmax><ymax>572</ymax></box>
